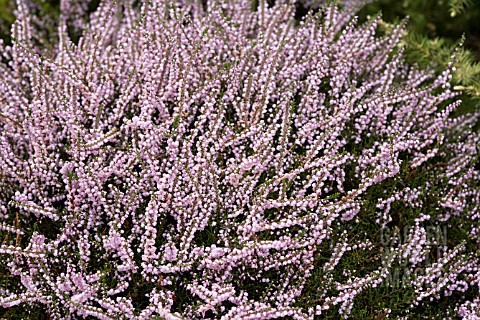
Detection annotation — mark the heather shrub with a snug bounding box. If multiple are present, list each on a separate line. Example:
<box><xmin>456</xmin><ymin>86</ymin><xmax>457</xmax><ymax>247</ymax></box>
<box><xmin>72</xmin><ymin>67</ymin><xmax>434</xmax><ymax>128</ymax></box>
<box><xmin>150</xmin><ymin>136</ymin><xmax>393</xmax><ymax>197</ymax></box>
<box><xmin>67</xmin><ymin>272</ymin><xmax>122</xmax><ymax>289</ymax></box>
<box><xmin>0</xmin><ymin>0</ymin><xmax>479</xmax><ymax>319</ymax></box>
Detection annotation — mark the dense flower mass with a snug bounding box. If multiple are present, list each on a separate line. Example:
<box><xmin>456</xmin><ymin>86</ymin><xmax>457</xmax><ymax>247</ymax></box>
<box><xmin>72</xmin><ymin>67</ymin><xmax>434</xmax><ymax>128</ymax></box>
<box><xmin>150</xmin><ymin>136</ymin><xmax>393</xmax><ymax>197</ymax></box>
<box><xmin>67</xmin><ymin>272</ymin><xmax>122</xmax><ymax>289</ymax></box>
<box><xmin>0</xmin><ymin>0</ymin><xmax>479</xmax><ymax>319</ymax></box>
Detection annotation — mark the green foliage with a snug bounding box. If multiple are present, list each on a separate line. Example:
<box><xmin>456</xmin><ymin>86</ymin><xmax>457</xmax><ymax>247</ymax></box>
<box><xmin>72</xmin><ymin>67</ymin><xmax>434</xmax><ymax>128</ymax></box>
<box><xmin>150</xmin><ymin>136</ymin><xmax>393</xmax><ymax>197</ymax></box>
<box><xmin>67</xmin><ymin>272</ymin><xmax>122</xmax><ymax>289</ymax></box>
<box><xmin>0</xmin><ymin>0</ymin><xmax>15</xmax><ymax>43</ymax></box>
<box><xmin>449</xmin><ymin>0</ymin><xmax>473</xmax><ymax>18</ymax></box>
<box><xmin>358</xmin><ymin>0</ymin><xmax>480</xmax><ymax>113</ymax></box>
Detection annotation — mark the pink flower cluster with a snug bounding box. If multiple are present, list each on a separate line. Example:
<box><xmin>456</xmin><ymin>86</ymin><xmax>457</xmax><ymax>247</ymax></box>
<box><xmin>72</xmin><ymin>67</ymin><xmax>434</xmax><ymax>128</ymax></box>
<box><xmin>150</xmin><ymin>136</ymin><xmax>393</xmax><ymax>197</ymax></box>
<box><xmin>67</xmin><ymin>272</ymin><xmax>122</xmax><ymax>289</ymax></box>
<box><xmin>0</xmin><ymin>0</ymin><xmax>478</xmax><ymax>318</ymax></box>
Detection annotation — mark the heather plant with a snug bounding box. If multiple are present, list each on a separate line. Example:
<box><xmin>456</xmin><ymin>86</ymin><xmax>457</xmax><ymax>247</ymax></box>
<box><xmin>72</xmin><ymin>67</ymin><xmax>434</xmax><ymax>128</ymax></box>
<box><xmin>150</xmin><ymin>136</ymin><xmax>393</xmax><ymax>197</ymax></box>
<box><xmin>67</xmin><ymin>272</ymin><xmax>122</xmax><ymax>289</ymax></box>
<box><xmin>0</xmin><ymin>0</ymin><xmax>479</xmax><ymax>319</ymax></box>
